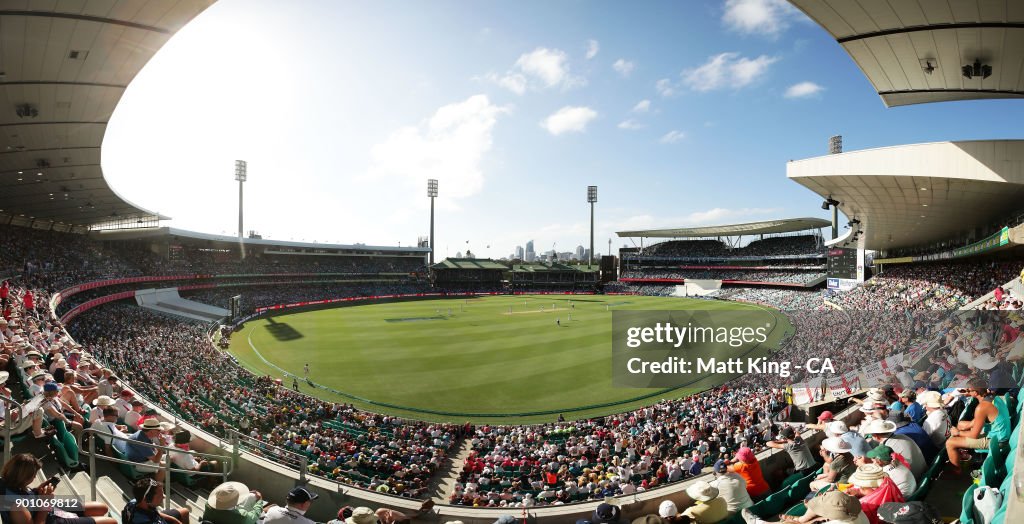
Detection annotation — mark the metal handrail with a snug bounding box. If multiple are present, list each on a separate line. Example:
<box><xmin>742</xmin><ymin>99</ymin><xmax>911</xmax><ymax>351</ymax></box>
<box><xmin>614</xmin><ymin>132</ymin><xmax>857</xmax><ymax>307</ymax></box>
<box><xmin>1</xmin><ymin>394</ymin><xmax>27</xmax><ymax>464</ymax></box>
<box><xmin>82</xmin><ymin>428</ymin><xmax>233</xmax><ymax>509</ymax></box>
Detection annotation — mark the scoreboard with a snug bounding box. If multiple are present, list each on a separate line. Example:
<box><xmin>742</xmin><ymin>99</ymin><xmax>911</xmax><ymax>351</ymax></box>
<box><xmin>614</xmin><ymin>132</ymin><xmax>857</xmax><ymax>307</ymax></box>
<box><xmin>827</xmin><ymin>248</ymin><xmax>858</xmax><ymax>280</ymax></box>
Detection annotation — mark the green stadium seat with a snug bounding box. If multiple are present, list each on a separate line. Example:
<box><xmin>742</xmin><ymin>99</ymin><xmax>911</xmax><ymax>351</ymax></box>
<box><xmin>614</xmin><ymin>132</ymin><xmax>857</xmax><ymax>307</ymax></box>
<box><xmin>749</xmin><ymin>489</ymin><xmax>790</xmax><ymax>518</ymax></box>
<box><xmin>779</xmin><ymin>472</ymin><xmax>803</xmax><ymax>491</ymax></box>
<box><xmin>785</xmin><ymin>471</ymin><xmax>815</xmax><ymax>502</ymax></box>
<box><xmin>907</xmin><ymin>475</ymin><xmax>930</xmax><ymax>502</ymax></box>
<box><xmin>959</xmin><ymin>484</ymin><xmax>977</xmax><ymax>524</ymax></box>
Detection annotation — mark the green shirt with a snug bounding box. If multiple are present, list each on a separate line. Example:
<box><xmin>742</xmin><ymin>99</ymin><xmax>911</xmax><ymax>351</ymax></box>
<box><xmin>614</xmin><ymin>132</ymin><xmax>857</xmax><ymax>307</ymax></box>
<box><xmin>203</xmin><ymin>500</ymin><xmax>266</xmax><ymax>524</ymax></box>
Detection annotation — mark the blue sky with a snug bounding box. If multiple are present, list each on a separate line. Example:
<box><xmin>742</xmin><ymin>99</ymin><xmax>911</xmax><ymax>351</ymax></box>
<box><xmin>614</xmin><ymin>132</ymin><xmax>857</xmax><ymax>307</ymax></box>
<box><xmin>102</xmin><ymin>0</ymin><xmax>1024</xmax><ymax>259</ymax></box>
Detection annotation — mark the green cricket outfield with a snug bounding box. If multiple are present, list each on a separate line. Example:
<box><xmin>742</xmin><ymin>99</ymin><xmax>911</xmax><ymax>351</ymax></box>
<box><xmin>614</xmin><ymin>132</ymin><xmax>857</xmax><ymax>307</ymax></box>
<box><xmin>227</xmin><ymin>294</ymin><xmax>790</xmax><ymax>424</ymax></box>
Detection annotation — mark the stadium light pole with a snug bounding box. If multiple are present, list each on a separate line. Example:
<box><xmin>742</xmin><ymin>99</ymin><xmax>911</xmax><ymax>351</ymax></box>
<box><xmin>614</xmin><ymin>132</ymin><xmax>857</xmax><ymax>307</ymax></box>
<box><xmin>587</xmin><ymin>186</ymin><xmax>597</xmax><ymax>268</ymax></box>
<box><xmin>234</xmin><ymin>160</ymin><xmax>247</xmax><ymax>238</ymax></box>
<box><xmin>428</xmin><ymin>179</ymin><xmax>438</xmax><ymax>265</ymax></box>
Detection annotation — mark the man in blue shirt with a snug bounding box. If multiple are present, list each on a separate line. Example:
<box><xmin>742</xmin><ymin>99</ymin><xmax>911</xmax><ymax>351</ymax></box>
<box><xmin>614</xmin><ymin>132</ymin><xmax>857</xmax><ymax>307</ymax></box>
<box><xmin>127</xmin><ymin>418</ymin><xmax>166</xmax><ymax>481</ymax></box>
<box><xmin>900</xmin><ymin>390</ymin><xmax>924</xmax><ymax>424</ymax></box>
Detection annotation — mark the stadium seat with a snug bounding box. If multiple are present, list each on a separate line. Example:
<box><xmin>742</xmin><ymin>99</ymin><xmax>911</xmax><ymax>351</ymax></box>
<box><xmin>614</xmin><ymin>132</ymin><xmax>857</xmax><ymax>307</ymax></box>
<box><xmin>907</xmin><ymin>475</ymin><xmax>931</xmax><ymax>502</ymax></box>
<box><xmin>785</xmin><ymin>471</ymin><xmax>815</xmax><ymax>502</ymax></box>
<box><xmin>749</xmin><ymin>489</ymin><xmax>791</xmax><ymax>518</ymax></box>
<box><xmin>959</xmin><ymin>484</ymin><xmax>978</xmax><ymax>524</ymax></box>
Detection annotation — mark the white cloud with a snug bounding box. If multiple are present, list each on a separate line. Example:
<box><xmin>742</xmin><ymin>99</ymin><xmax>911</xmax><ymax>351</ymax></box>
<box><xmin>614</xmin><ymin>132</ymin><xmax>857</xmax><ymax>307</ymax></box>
<box><xmin>485</xmin><ymin>72</ymin><xmax>526</xmax><ymax>95</ymax></box>
<box><xmin>516</xmin><ymin>48</ymin><xmax>570</xmax><ymax>86</ymax></box>
<box><xmin>655</xmin><ymin>78</ymin><xmax>675</xmax><ymax>97</ymax></box>
<box><xmin>486</xmin><ymin>47</ymin><xmax>584</xmax><ymax>94</ymax></box>
<box><xmin>784</xmin><ymin>81</ymin><xmax>825</xmax><ymax>98</ymax></box>
<box><xmin>586</xmin><ymin>39</ymin><xmax>599</xmax><ymax>60</ymax></box>
<box><xmin>682</xmin><ymin>52</ymin><xmax>778</xmax><ymax>91</ymax></box>
<box><xmin>722</xmin><ymin>0</ymin><xmax>800</xmax><ymax>36</ymax></box>
<box><xmin>612</xmin><ymin>58</ymin><xmax>635</xmax><ymax>77</ymax></box>
<box><xmin>659</xmin><ymin>130</ymin><xmax>686</xmax><ymax>144</ymax></box>
<box><xmin>632</xmin><ymin>99</ymin><xmax>651</xmax><ymax>112</ymax></box>
<box><xmin>541</xmin><ymin>106</ymin><xmax>598</xmax><ymax>135</ymax></box>
<box><xmin>618</xmin><ymin>119</ymin><xmax>644</xmax><ymax>130</ymax></box>
<box><xmin>366</xmin><ymin>94</ymin><xmax>508</xmax><ymax>201</ymax></box>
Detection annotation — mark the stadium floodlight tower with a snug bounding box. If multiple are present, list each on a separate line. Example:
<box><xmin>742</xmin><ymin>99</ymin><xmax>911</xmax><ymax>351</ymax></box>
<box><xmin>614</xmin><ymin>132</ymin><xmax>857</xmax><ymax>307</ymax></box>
<box><xmin>234</xmin><ymin>160</ymin><xmax>247</xmax><ymax>238</ymax></box>
<box><xmin>587</xmin><ymin>185</ymin><xmax>597</xmax><ymax>267</ymax></box>
<box><xmin>428</xmin><ymin>179</ymin><xmax>438</xmax><ymax>265</ymax></box>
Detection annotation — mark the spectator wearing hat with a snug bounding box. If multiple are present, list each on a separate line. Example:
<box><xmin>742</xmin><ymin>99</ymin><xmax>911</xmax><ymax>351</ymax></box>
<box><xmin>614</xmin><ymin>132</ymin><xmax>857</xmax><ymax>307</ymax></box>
<box><xmin>805</xmin><ymin>411</ymin><xmax>835</xmax><ymax>431</ymax></box>
<box><xmin>879</xmin><ymin>409</ymin><xmax>937</xmax><ymax>465</ymax></box>
<box><xmin>91</xmin><ymin>407</ymin><xmax>130</xmax><ymax>457</ymax></box>
<box><xmin>743</xmin><ymin>489</ymin><xmax>868</xmax><ymax>524</ymax></box>
<box><xmin>39</xmin><ymin>381</ymin><xmax>82</xmax><ymax>461</ymax></box>
<box><xmin>810</xmin><ymin>437</ymin><xmax>856</xmax><ymax>491</ymax></box>
<box><xmin>862</xmin><ymin>446</ymin><xmax>915</xmax><ymax>498</ymax></box>
<box><xmin>592</xmin><ymin>502</ymin><xmax>622</xmax><ymax>524</ymax></box>
<box><xmin>709</xmin><ymin>459</ymin><xmax>753</xmax><ymax>515</ymax></box>
<box><xmin>861</xmin><ymin>420</ymin><xmax>925</xmax><ymax>480</ymax></box>
<box><xmin>826</xmin><ymin>421</ymin><xmax>871</xmax><ymax>459</ymax></box>
<box><xmin>916</xmin><ymin>392</ymin><xmax>950</xmax><ymax>450</ymax></box>
<box><xmin>122</xmin><ymin>478</ymin><xmax>189</xmax><ymax>524</ymax></box>
<box><xmin>90</xmin><ymin>395</ymin><xmax>117</xmax><ymax>428</ymax></box>
<box><xmin>344</xmin><ymin>507</ymin><xmax>378</xmax><ymax>524</ymax></box>
<box><xmin>683</xmin><ymin>481</ymin><xmax>728</xmax><ymax>524</ymax></box>
<box><xmin>262</xmin><ymin>487</ymin><xmax>318</xmax><ymax>524</ymax></box>
<box><xmin>654</xmin><ymin>500</ymin><xmax>683</xmax><ymax>523</ymax></box>
<box><xmin>765</xmin><ymin>426</ymin><xmax>817</xmax><ymax>475</ymax></box>
<box><xmin>204</xmin><ymin>481</ymin><xmax>270</xmax><ymax>524</ymax></box>
<box><xmin>126</xmin><ymin>418</ymin><xmax>168</xmax><ymax>482</ymax></box>
<box><xmin>726</xmin><ymin>447</ymin><xmax>769</xmax><ymax>499</ymax></box>
<box><xmin>846</xmin><ymin>464</ymin><xmax>904</xmax><ymax>524</ymax></box>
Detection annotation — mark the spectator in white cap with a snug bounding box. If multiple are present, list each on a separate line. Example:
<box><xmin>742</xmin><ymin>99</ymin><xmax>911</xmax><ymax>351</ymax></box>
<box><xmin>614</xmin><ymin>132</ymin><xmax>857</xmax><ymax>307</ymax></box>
<box><xmin>826</xmin><ymin>421</ymin><xmax>871</xmax><ymax>458</ymax></box>
<box><xmin>683</xmin><ymin>481</ymin><xmax>728</xmax><ymax>523</ymax></box>
<box><xmin>810</xmin><ymin>437</ymin><xmax>856</xmax><ymax>491</ymax></box>
<box><xmin>917</xmin><ymin>391</ymin><xmax>950</xmax><ymax>450</ymax></box>
<box><xmin>204</xmin><ymin>481</ymin><xmax>270</xmax><ymax>524</ymax></box>
<box><xmin>658</xmin><ymin>500</ymin><xmax>680</xmax><ymax>522</ymax></box>
<box><xmin>861</xmin><ymin>419</ymin><xmax>925</xmax><ymax>479</ymax></box>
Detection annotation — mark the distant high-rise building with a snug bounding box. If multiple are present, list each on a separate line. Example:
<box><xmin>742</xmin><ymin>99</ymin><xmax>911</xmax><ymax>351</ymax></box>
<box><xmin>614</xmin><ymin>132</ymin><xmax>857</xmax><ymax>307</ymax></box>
<box><xmin>575</xmin><ymin>245</ymin><xmax>585</xmax><ymax>260</ymax></box>
<box><xmin>515</xmin><ymin>246</ymin><xmax>524</xmax><ymax>260</ymax></box>
<box><xmin>525</xmin><ymin>240</ymin><xmax>536</xmax><ymax>262</ymax></box>
<box><xmin>455</xmin><ymin>251</ymin><xmax>463</xmax><ymax>258</ymax></box>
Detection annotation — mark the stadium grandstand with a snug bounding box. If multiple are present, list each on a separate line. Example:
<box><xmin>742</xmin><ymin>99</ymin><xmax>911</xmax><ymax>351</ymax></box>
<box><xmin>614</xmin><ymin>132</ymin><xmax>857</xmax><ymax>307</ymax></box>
<box><xmin>0</xmin><ymin>1</ymin><xmax>1022</xmax><ymax>524</ymax></box>
<box><xmin>614</xmin><ymin>218</ymin><xmax>830</xmax><ymax>296</ymax></box>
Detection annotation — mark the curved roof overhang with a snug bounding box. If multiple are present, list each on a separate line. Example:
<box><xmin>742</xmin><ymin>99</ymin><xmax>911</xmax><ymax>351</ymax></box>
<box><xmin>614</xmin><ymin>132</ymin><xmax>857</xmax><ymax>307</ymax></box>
<box><xmin>617</xmin><ymin>218</ymin><xmax>830</xmax><ymax>238</ymax></box>
<box><xmin>789</xmin><ymin>1</ymin><xmax>1024</xmax><ymax>107</ymax></box>
<box><xmin>0</xmin><ymin>1</ymin><xmax>217</xmax><ymax>230</ymax></box>
<box><xmin>787</xmin><ymin>140</ymin><xmax>1024</xmax><ymax>250</ymax></box>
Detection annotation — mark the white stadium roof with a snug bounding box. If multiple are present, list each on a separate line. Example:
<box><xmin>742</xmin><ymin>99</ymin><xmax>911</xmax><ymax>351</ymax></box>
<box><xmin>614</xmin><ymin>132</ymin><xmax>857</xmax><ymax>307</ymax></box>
<box><xmin>790</xmin><ymin>0</ymin><xmax>1024</xmax><ymax>107</ymax></box>
<box><xmin>0</xmin><ymin>1</ymin><xmax>216</xmax><ymax>230</ymax></box>
<box><xmin>788</xmin><ymin>140</ymin><xmax>1024</xmax><ymax>250</ymax></box>
<box><xmin>616</xmin><ymin>218</ymin><xmax>831</xmax><ymax>238</ymax></box>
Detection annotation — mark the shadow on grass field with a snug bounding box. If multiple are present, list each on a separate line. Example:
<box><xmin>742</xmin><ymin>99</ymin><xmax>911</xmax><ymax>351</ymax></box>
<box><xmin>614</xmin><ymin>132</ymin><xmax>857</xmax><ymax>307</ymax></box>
<box><xmin>264</xmin><ymin>317</ymin><xmax>303</xmax><ymax>341</ymax></box>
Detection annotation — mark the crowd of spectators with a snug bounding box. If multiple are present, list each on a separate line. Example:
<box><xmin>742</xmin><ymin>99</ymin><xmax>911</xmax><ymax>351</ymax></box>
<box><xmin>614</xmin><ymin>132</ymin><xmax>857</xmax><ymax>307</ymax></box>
<box><xmin>631</xmin><ymin>235</ymin><xmax>824</xmax><ymax>260</ymax></box>
<box><xmin>620</xmin><ymin>269</ymin><xmax>824</xmax><ymax>284</ymax></box>
<box><xmin>67</xmin><ymin>304</ymin><xmax>458</xmax><ymax>498</ymax></box>
<box><xmin>827</xmin><ymin>261</ymin><xmax>1018</xmax><ymax>310</ymax></box>
<box><xmin>452</xmin><ymin>388</ymin><xmax>787</xmax><ymax>507</ymax></box>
